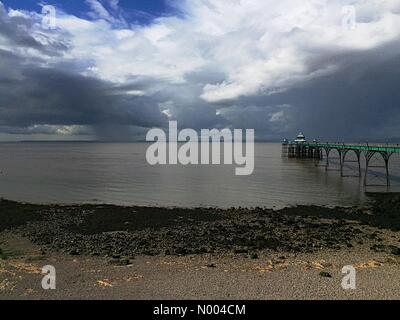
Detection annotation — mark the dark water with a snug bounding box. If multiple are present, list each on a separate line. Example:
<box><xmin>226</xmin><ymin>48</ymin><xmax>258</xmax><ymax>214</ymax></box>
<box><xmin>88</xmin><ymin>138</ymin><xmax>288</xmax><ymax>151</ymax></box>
<box><xmin>1</xmin><ymin>142</ymin><xmax>400</xmax><ymax>208</ymax></box>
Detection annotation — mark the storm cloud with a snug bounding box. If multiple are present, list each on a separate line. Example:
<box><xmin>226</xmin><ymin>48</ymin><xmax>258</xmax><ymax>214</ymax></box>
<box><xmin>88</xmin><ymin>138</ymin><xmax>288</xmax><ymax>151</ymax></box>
<box><xmin>0</xmin><ymin>48</ymin><xmax>167</xmax><ymax>140</ymax></box>
<box><xmin>1</xmin><ymin>0</ymin><xmax>400</xmax><ymax>141</ymax></box>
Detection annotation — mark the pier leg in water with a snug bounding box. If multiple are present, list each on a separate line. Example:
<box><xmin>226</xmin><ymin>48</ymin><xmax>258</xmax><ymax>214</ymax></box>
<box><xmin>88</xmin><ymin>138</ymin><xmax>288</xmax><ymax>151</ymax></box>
<box><xmin>341</xmin><ymin>150</ymin><xmax>362</xmax><ymax>178</ymax></box>
<box><xmin>385</xmin><ymin>155</ymin><xmax>391</xmax><ymax>187</ymax></box>
<box><xmin>325</xmin><ymin>148</ymin><xmax>331</xmax><ymax>171</ymax></box>
<box><xmin>364</xmin><ymin>151</ymin><xmax>392</xmax><ymax>187</ymax></box>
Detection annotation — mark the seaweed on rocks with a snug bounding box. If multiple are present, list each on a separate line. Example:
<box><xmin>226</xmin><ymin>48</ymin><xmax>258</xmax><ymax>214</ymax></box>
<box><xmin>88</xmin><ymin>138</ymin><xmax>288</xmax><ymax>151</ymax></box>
<box><xmin>1</xmin><ymin>194</ymin><xmax>400</xmax><ymax>258</ymax></box>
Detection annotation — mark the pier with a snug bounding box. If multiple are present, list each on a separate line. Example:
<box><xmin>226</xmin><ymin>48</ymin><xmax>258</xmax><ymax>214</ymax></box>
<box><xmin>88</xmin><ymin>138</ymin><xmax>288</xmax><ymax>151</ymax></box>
<box><xmin>282</xmin><ymin>133</ymin><xmax>400</xmax><ymax>187</ymax></box>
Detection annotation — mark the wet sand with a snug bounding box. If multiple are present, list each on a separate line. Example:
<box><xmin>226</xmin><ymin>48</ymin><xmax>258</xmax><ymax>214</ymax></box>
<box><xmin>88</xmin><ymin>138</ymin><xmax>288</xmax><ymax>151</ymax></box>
<box><xmin>0</xmin><ymin>193</ymin><xmax>400</xmax><ymax>300</ymax></box>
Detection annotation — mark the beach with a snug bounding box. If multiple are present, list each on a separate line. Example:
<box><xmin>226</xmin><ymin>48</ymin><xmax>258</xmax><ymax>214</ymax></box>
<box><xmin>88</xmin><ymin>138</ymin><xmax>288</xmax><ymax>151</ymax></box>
<box><xmin>1</xmin><ymin>193</ymin><xmax>400</xmax><ymax>300</ymax></box>
<box><xmin>2</xmin><ymin>0</ymin><xmax>400</xmax><ymax>306</ymax></box>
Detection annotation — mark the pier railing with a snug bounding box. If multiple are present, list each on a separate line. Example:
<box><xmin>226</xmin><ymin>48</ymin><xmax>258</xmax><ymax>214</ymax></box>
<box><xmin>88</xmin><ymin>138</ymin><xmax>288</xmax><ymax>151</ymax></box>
<box><xmin>309</xmin><ymin>143</ymin><xmax>400</xmax><ymax>154</ymax></box>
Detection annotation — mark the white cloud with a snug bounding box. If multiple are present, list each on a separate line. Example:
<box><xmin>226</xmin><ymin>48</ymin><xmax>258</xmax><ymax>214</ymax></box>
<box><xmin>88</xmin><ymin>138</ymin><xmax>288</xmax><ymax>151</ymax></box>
<box><xmin>40</xmin><ymin>0</ymin><xmax>400</xmax><ymax>102</ymax></box>
<box><xmin>270</xmin><ymin>111</ymin><xmax>285</xmax><ymax>123</ymax></box>
<box><xmin>85</xmin><ymin>0</ymin><xmax>111</xmax><ymax>20</ymax></box>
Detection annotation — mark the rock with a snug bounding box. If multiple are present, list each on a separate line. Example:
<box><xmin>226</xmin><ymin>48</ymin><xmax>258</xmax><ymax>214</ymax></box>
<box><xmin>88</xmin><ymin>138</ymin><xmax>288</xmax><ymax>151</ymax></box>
<box><xmin>9</xmin><ymin>200</ymin><xmax>390</xmax><ymax>259</ymax></box>
<box><xmin>264</xmin><ymin>238</ymin><xmax>280</xmax><ymax>250</ymax></box>
<box><xmin>233</xmin><ymin>248</ymin><xmax>248</xmax><ymax>254</ymax></box>
<box><xmin>371</xmin><ymin>244</ymin><xmax>385</xmax><ymax>252</ymax></box>
<box><xmin>174</xmin><ymin>247</ymin><xmax>188</xmax><ymax>255</ymax></box>
<box><xmin>109</xmin><ymin>258</ymin><xmax>131</xmax><ymax>266</ymax></box>
<box><xmin>69</xmin><ymin>249</ymin><xmax>80</xmax><ymax>256</ymax></box>
<box><xmin>319</xmin><ymin>271</ymin><xmax>332</xmax><ymax>278</ymax></box>
<box><xmin>119</xmin><ymin>258</ymin><xmax>131</xmax><ymax>266</ymax></box>
<box><xmin>390</xmin><ymin>247</ymin><xmax>400</xmax><ymax>256</ymax></box>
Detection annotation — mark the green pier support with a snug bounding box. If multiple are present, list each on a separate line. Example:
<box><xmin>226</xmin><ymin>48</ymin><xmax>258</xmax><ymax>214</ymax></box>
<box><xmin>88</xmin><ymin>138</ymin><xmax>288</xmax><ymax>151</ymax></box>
<box><xmin>282</xmin><ymin>141</ymin><xmax>400</xmax><ymax>187</ymax></box>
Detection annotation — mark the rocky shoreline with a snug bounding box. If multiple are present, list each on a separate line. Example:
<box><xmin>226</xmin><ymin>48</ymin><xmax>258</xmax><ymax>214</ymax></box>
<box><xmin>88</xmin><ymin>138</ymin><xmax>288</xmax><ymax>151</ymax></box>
<box><xmin>1</xmin><ymin>193</ymin><xmax>400</xmax><ymax>262</ymax></box>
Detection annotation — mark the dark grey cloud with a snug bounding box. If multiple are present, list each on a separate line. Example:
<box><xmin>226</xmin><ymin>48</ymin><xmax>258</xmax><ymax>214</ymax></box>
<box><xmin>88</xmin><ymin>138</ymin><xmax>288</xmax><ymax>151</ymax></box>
<box><xmin>0</xmin><ymin>49</ymin><xmax>168</xmax><ymax>140</ymax></box>
<box><xmin>222</xmin><ymin>42</ymin><xmax>400</xmax><ymax>141</ymax></box>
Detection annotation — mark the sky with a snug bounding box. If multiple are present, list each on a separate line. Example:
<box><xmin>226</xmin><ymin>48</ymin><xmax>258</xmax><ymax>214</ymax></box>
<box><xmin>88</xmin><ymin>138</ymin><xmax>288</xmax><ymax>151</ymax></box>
<box><xmin>1</xmin><ymin>0</ymin><xmax>400</xmax><ymax>141</ymax></box>
<box><xmin>1</xmin><ymin>0</ymin><xmax>171</xmax><ymax>24</ymax></box>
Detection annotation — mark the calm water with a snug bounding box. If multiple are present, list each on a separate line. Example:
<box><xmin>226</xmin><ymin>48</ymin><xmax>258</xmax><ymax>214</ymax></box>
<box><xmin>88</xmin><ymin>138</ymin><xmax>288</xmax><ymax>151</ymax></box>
<box><xmin>1</xmin><ymin>142</ymin><xmax>400</xmax><ymax>208</ymax></box>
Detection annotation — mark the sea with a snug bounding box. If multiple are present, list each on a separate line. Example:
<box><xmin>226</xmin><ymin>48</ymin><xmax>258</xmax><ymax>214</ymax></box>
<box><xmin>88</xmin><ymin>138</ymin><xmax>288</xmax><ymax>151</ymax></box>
<box><xmin>1</xmin><ymin>142</ymin><xmax>400</xmax><ymax>209</ymax></box>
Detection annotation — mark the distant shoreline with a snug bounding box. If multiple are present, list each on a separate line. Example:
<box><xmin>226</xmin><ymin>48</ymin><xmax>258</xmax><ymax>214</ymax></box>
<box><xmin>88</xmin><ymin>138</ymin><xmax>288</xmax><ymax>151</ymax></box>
<box><xmin>0</xmin><ymin>140</ymin><xmax>283</xmax><ymax>144</ymax></box>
